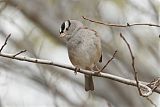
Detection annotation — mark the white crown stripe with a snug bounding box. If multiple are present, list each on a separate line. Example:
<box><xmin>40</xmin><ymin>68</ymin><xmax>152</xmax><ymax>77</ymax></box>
<box><xmin>65</xmin><ymin>21</ymin><xmax>69</xmax><ymax>29</ymax></box>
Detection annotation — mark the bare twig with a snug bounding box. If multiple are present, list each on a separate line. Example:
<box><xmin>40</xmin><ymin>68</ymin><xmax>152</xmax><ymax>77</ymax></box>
<box><xmin>82</xmin><ymin>16</ymin><xmax>160</xmax><ymax>28</ymax></box>
<box><xmin>0</xmin><ymin>34</ymin><xmax>11</xmax><ymax>52</ymax></box>
<box><xmin>0</xmin><ymin>34</ymin><xmax>159</xmax><ymax>96</ymax></box>
<box><xmin>120</xmin><ymin>33</ymin><xmax>152</xmax><ymax>97</ymax></box>
<box><xmin>12</xmin><ymin>50</ymin><xmax>27</xmax><ymax>57</ymax></box>
<box><xmin>145</xmin><ymin>78</ymin><xmax>160</xmax><ymax>107</ymax></box>
<box><xmin>146</xmin><ymin>97</ymin><xmax>157</xmax><ymax>107</ymax></box>
<box><xmin>147</xmin><ymin>77</ymin><xmax>160</xmax><ymax>92</ymax></box>
<box><xmin>98</xmin><ymin>50</ymin><xmax>118</xmax><ymax>73</ymax></box>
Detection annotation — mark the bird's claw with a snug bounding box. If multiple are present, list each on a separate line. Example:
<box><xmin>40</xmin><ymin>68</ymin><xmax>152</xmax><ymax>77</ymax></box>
<box><xmin>94</xmin><ymin>70</ymin><xmax>101</xmax><ymax>74</ymax></box>
<box><xmin>93</xmin><ymin>65</ymin><xmax>101</xmax><ymax>74</ymax></box>
<box><xmin>74</xmin><ymin>67</ymin><xmax>80</xmax><ymax>75</ymax></box>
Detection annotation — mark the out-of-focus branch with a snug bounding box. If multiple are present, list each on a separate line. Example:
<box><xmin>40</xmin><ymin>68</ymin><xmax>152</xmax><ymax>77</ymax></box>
<box><xmin>82</xmin><ymin>16</ymin><xmax>160</xmax><ymax>27</ymax></box>
<box><xmin>7</xmin><ymin>0</ymin><xmax>63</xmax><ymax>43</ymax></box>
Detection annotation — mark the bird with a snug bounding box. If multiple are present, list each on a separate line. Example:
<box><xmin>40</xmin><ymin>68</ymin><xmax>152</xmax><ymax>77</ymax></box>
<box><xmin>59</xmin><ymin>20</ymin><xmax>102</xmax><ymax>91</ymax></box>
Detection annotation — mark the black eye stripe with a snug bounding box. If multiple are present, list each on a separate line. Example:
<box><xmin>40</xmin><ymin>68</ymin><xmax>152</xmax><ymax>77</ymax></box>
<box><xmin>60</xmin><ymin>22</ymin><xmax>65</xmax><ymax>34</ymax></box>
<box><xmin>61</xmin><ymin>22</ymin><xmax>65</xmax><ymax>31</ymax></box>
<box><xmin>60</xmin><ymin>20</ymin><xmax>71</xmax><ymax>34</ymax></box>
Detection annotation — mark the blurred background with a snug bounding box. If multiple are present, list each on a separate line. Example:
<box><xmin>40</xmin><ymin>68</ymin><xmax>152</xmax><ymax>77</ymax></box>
<box><xmin>0</xmin><ymin>0</ymin><xmax>159</xmax><ymax>107</ymax></box>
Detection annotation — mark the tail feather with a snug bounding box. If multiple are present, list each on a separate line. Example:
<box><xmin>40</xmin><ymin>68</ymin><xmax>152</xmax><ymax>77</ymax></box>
<box><xmin>85</xmin><ymin>75</ymin><xmax>94</xmax><ymax>91</ymax></box>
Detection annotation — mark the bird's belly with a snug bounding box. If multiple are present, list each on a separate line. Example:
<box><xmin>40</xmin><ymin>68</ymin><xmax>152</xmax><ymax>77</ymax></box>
<box><xmin>68</xmin><ymin>46</ymin><xmax>96</xmax><ymax>69</ymax></box>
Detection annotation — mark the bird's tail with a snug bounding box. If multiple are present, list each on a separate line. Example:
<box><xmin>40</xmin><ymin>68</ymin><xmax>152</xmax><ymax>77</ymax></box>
<box><xmin>85</xmin><ymin>75</ymin><xmax>94</xmax><ymax>91</ymax></box>
<box><xmin>84</xmin><ymin>67</ymin><xmax>94</xmax><ymax>91</ymax></box>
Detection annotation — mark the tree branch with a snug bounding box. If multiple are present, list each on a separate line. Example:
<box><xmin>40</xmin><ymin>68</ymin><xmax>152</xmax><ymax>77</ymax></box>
<box><xmin>120</xmin><ymin>33</ymin><xmax>153</xmax><ymax>97</ymax></box>
<box><xmin>120</xmin><ymin>33</ymin><xmax>141</xmax><ymax>95</ymax></box>
<box><xmin>98</xmin><ymin>50</ymin><xmax>117</xmax><ymax>73</ymax></box>
<box><xmin>0</xmin><ymin>34</ymin><xmax>11</xmax><ymax>52</ymax></box>
<box><xmin>82</xmin><ymin>16</ymin><xmax>160</xmax><ymax>28</ymax></box>
<box><xmin>0</xmin><ymin>52</ymin><xmax>160</xmax><ymax>94</ymax></box>
<box><xmin>12</xmin><ymin>50</ymin><xmax>27</xmax><ymax>57</ymax></box>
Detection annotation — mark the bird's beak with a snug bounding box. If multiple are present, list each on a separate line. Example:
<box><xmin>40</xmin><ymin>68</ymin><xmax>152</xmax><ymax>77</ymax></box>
<box><xmin>60</xmin><ymin>33</ymin><xmax>66</xmax><ymax>38</ymax></box>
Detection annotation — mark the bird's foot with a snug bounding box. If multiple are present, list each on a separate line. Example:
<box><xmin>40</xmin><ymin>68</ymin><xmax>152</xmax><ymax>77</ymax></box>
<box><xmin>93</xmin><ymin>65</ymin><xmax>101</xmax><ymax>74</ymax></box>
<box><xmin>74</xmin><ymin>67</ymin><xmax>80</xmax><ymax>75</ymax></box>
<box><xmin>94</xmin><ymin>70</ymin><xmax>101</xmax><ymax>74</ymax></box>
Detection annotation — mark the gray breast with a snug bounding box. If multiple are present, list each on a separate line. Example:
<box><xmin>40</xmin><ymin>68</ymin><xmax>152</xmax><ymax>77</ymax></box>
<box><xmin>67</xmin><ymin>29</ymin><xmax>101</xmax><ymax>68</ymax></box>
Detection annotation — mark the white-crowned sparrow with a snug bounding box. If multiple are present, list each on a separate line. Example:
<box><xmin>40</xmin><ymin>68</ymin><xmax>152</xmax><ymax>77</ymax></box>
<box><xmin>59</xmin><ymin>20</ymin><xmax>102</xmax><ymax>91</ymax></box>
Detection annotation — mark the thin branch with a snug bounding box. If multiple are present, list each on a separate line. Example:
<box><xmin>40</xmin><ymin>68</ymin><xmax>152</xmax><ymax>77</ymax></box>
<box><xmin>146</xmin><ymin>97</ymin><xmax>157</xmax><ymax>107</ymax></box>
<box><xmin>0</xmin><ymin>34</ymin><xmax>158</xmax><ymax>96</ymax></box>
<box><xmin>82</xmin><ymin>16</ymin><xmax>160</xmax><ymax>28</ymax></box>
<box><xmin>152</xmin><ymin>80</ymin><xmax>160</xmax><ymax>92</ymax></box>
<box><xmin>98</xmin><ymin>50</ymin><xmax>117</xmax><ymax>73</ymax></box>
<box><xmin>12</xmin><ymin>50</ymin><xmax>27</xmax><ymax>57</ymax></box>
<box><xmin>120</xmin><ymin>33</ymin><xmax>150</xmax><ymax>97</ymax></box>
<box><xmin>147</xmin><ymin>77</ymin><xmax>160</xmax><ymax>92</ymax></box>
<box><xmin>0</xmin><ymin>34</ymin><xmax>11</xmax><ymax>52</ymax></box>
<box><xmin>0</xmin><ymin>52</ymin><xmax>159</xmax><ymax>94</ymax></box>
